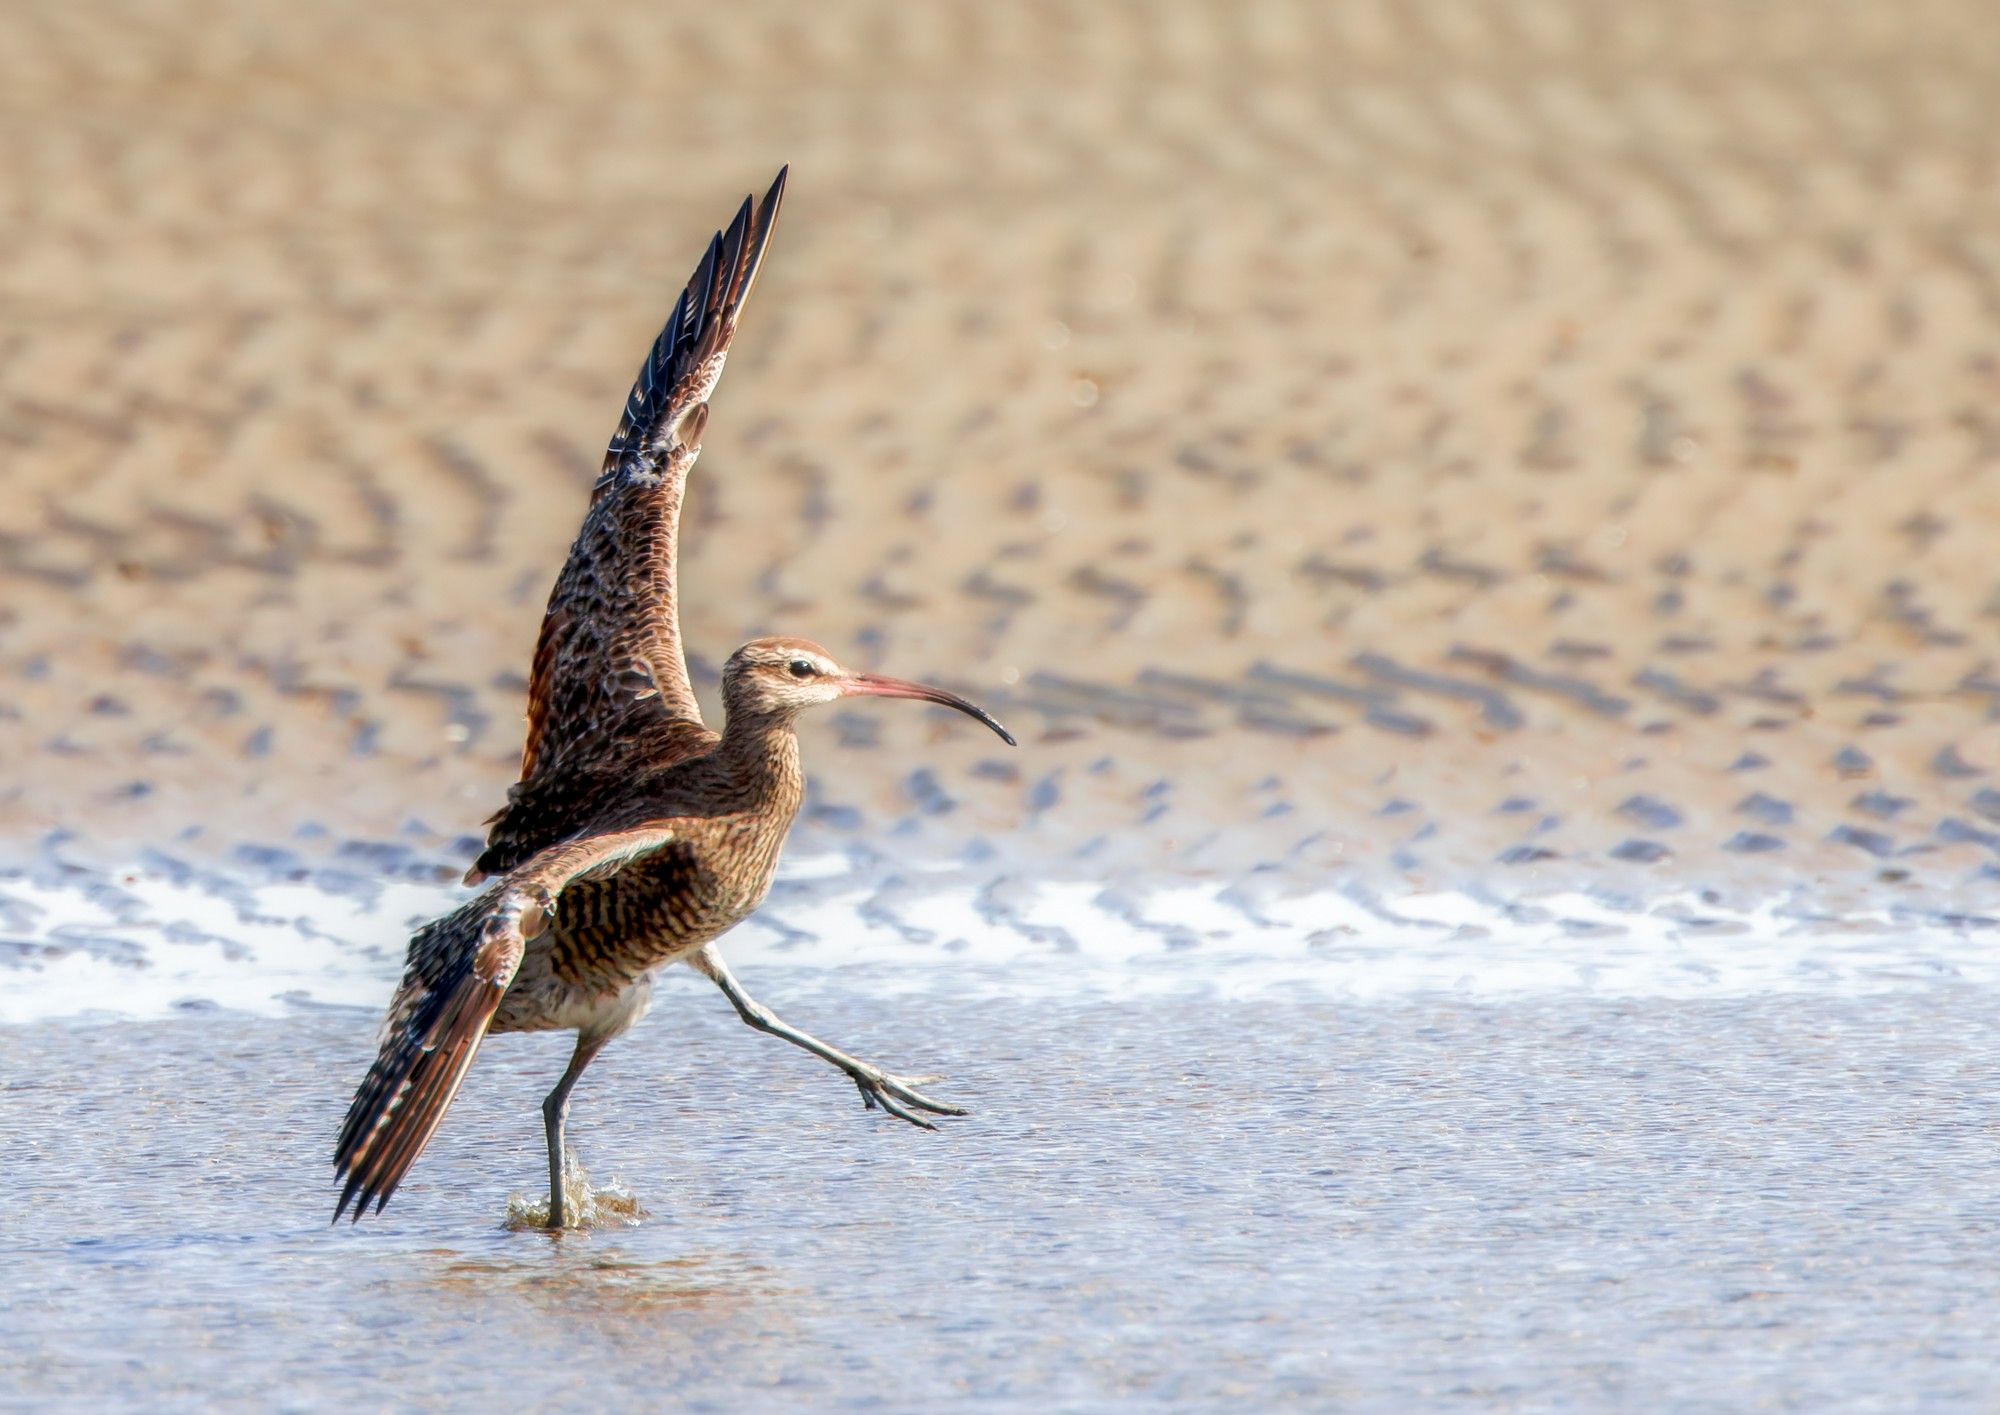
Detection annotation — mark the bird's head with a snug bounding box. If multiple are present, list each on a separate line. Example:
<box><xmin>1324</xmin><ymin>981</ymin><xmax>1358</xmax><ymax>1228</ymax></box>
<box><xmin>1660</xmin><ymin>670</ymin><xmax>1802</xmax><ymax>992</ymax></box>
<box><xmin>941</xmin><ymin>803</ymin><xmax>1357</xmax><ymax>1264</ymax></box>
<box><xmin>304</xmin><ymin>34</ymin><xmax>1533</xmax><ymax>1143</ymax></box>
<box><xmin>721</xmin><ymin>636</ymin><xmax>1015</xmax><ymax>744</ymax></box>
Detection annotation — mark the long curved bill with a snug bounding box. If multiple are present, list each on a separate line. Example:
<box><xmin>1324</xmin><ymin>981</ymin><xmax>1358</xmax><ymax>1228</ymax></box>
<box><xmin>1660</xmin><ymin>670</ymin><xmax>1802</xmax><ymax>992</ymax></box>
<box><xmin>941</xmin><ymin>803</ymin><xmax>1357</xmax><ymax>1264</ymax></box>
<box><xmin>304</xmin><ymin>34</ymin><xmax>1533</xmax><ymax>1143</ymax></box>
<box><xmin>840</xmin><ymin>673</ymin><xmax>1017</xmax><ymax>746</ymax></box>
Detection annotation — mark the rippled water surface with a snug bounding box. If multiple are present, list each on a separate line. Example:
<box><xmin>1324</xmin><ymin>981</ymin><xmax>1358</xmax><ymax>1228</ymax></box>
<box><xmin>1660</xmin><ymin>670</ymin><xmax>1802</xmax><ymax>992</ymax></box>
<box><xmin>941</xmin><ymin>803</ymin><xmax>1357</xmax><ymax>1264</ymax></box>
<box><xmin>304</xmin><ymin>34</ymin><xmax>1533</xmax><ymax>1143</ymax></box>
<box><xmin>10</xmin><ymin>978</ymin><xmax>2000</xmax><ymax>1412</ymax></box>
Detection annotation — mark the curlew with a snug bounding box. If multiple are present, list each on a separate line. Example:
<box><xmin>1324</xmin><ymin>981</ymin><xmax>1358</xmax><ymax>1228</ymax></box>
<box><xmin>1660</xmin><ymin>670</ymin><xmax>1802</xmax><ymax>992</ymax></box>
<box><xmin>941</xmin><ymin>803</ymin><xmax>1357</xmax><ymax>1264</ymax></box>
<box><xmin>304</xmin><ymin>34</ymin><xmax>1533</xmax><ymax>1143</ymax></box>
<box><xmin>334</xmin><ymin>168</ymin><xmax>1015</xmax><ymax>1226</ymax></box>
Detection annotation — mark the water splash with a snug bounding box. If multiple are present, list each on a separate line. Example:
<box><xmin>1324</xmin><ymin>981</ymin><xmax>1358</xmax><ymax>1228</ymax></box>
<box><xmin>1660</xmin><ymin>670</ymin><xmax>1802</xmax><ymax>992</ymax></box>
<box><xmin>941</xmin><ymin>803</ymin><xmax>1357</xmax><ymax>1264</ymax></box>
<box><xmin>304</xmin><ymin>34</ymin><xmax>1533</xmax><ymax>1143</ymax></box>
<box><xmin>503</xmin><ymin>1146</ymin><xmax>649</xmax><ymax>1232</ymax></box>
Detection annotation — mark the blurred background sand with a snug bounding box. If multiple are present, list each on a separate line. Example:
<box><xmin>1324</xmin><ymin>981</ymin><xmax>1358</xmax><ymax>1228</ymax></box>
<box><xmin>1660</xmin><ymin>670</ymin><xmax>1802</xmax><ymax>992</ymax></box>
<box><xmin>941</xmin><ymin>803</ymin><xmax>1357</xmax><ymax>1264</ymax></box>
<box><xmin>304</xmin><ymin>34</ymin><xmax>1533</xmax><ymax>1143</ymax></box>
<box><xmin>3</xmin><ymin>0</ymin><xmax>2000</xmax><ymax>916</ymax></box>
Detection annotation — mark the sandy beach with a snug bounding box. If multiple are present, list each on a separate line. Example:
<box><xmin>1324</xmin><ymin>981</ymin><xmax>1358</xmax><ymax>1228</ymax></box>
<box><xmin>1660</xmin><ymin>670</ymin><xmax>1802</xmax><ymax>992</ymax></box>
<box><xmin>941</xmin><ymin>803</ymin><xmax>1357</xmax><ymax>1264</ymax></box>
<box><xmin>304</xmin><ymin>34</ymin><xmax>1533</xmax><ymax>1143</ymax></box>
<box><xmin>6</xmin><ymin>1</ymin><xmax>2000</xmax><ymax>1408</ymax></box>
<box><xmin>1</xmin><ymin>0</ymin><xmax>1996</xmax><ymax>908</ymax></box>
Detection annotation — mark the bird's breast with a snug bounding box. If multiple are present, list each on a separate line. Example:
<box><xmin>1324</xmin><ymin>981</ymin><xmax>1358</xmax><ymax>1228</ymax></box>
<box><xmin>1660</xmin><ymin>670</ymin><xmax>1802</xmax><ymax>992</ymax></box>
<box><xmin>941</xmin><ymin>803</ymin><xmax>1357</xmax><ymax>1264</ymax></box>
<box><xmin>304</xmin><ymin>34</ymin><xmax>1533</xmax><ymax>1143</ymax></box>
<box><xmin>540</xmin><ymin>818</ymin><xmax>789</xmax><ymax>994</ymax></box>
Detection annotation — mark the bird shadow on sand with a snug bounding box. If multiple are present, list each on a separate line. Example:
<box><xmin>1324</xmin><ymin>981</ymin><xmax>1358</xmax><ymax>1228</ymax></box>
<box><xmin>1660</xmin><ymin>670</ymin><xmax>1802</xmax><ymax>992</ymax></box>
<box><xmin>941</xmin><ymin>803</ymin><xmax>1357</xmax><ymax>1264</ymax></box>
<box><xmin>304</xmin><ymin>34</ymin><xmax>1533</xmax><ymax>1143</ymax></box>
<box><xmin>503</xmin><ymin>1146</ymin><xmax>649</xmax><ymax>1232</ymax></box>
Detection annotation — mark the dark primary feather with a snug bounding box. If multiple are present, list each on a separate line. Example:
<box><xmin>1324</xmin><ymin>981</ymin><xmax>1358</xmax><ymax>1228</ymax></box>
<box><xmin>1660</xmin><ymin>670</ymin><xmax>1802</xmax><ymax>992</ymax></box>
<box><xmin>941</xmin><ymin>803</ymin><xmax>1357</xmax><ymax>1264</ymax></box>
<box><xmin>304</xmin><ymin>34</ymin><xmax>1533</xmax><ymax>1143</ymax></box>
<box><xmin>597</xmin><ymin>166</ymin><xmax>786</xmax><ymax>492</ymax></box>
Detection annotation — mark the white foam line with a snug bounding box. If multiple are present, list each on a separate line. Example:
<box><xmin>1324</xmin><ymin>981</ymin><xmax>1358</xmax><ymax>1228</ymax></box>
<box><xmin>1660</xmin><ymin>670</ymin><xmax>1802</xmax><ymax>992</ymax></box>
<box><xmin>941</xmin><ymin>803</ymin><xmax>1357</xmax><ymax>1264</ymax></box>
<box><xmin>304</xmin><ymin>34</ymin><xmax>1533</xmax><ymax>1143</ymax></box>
<box><xmin>2</xmin><ymin>862</ymin><xmax>1995</xmax><ymax>1025</ymax></box>
<box><xmin>0</xmin><ymin>870</ymin><xmax>455</xmax><ymax>1025</ymax></box>
<box><xmin>723</xmin><ymin>880</ymin><xmax>2000</xmax><ymax>1001</ymax></box>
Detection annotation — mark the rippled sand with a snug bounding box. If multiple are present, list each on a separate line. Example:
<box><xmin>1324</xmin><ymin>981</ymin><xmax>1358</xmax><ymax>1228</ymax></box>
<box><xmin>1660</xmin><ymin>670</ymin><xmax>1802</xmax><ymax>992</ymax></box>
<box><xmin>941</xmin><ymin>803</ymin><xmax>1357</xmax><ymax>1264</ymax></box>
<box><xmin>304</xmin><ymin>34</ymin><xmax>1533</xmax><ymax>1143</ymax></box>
<box><xmin>3</xmin><ymin>0</ymin><xmax>1999</xmax><ymax>919</ymax></box>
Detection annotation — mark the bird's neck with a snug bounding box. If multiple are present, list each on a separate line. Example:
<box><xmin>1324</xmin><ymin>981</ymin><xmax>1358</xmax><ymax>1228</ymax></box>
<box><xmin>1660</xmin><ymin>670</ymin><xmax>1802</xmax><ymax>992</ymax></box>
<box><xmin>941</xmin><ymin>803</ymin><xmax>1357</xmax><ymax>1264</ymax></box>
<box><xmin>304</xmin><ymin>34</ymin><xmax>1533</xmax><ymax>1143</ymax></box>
<box><xmin>713</xmin><ymin>708</ymin><xmax>805</xmax><ymax>815</ymax></box>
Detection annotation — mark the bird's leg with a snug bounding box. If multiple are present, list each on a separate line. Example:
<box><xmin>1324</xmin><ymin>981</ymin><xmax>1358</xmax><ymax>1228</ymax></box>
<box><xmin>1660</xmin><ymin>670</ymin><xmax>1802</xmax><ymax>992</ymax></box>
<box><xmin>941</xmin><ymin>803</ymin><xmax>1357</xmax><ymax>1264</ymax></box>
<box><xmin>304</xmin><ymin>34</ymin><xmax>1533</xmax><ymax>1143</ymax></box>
<box><xmin>541</xmin><ymin>1034</ymin><xmax>608</xmax><ymax>1229</ymax></box>
<box><xmin>687</xmin><ymin>943</ymin><xmax>967</xmax><ymax>1129</ymax></box>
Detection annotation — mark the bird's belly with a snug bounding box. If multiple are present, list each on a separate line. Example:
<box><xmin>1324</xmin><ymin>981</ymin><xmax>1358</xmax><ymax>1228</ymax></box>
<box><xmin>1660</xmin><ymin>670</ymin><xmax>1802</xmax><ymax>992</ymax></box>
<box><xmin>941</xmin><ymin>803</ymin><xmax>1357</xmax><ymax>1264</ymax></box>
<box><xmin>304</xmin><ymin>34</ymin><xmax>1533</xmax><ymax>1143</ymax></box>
<box><xmin>490</xmin><ymin>895</ymin><xmax>757</xmax><ymax>1037</ymax></box>
<box><xmin>490</xmin><ymin>949</ymin><xmax>659</xmax><ymax>1039</ymax></box>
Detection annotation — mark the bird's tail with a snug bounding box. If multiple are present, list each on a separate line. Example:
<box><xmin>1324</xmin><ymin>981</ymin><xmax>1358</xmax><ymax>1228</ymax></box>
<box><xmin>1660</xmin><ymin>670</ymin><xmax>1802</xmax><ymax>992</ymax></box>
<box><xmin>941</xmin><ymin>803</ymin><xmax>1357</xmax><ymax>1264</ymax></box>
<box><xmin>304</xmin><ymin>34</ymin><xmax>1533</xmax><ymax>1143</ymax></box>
<box><xmin>332</xmin><ymin>907</ymin><xmax>511</xmax><ymax>1221</ymax></box>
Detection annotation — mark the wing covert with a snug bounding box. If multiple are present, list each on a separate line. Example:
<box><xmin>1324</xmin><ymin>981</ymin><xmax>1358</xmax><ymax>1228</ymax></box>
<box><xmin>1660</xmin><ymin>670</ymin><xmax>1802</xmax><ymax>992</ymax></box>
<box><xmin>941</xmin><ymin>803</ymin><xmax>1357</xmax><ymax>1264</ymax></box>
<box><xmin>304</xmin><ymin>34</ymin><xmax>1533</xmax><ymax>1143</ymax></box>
<box><xmin>516</xmin><ymin>167</ymin><xmax>787</xmax><ymax>786</ymax></box>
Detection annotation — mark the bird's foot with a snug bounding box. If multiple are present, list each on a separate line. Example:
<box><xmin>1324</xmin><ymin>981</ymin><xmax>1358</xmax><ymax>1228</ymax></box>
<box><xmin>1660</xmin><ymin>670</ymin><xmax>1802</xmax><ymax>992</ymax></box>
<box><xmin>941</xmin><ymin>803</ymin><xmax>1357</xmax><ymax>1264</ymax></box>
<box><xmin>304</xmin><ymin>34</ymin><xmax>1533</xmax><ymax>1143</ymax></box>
<box><xmin>845</xmin><ymin>1065</ymin><xmax>967</xmax><ymax>1129</ymax></box>
<box><xmin>684</xmin><ymin>942</ymin><xmax>970</xmax><ymax>1129</ymax></box>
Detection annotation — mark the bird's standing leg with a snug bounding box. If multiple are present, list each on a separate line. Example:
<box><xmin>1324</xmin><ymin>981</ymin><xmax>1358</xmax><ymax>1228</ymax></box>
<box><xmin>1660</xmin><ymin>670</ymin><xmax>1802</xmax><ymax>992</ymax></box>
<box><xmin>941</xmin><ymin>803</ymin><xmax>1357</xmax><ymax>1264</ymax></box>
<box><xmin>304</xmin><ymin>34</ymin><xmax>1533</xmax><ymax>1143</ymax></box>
<box><xmin>687</xmin><ymin>943</ymin><xmax>967</xmax><ymax>1128</ymax></box>
<box><xmin>542</xmin><ymin>1033</ymin><xmax>609</xmax><ymax>1229</ymax></box>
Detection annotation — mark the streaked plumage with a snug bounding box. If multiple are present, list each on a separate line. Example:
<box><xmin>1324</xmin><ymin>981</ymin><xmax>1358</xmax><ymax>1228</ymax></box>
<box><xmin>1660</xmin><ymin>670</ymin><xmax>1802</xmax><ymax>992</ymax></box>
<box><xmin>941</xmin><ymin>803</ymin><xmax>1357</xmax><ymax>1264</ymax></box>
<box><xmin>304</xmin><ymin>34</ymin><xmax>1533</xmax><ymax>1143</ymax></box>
<box><xmin>335</xmin><ymin>170</ymin><xmax>1015</xmax><ymax>1225</ymax></box>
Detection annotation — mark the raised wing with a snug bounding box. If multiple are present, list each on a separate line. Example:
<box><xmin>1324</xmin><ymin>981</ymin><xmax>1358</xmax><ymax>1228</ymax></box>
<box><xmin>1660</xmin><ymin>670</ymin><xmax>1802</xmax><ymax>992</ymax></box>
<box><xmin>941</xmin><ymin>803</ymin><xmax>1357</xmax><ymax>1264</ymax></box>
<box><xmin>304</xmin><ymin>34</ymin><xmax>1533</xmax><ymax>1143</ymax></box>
<box><xmin>333</xmin><ymin>827</ymin><xmax>680</xmax><ymax>1221</ymax></box>
<box><xmin>518</xmin><ymin>166</ymin><xmax>787</xmax><ymax>785</ymax></box>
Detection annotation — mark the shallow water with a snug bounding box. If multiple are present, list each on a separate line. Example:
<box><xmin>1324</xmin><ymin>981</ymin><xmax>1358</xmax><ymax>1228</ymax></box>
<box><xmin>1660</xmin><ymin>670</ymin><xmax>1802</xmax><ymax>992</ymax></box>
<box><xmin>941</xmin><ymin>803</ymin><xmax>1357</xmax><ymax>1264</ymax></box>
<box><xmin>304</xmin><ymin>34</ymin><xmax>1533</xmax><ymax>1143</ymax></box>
<box><xmin>9</xmin><ymin>978</ymin><xmax>2000</xmax><ymax>1411</ymax></box>
<box><xmin>8</xmin><ymin>831</ymin><xmax>2000</xmax><ymax>1408</ymax></box>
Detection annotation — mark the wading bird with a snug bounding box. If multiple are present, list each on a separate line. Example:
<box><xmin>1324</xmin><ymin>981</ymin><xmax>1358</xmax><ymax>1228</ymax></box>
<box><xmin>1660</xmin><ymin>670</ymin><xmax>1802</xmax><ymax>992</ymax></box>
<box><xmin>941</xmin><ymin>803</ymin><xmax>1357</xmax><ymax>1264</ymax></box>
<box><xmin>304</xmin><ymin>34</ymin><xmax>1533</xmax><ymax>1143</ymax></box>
<box><xmin>334</xmin><ymin>168</ymin><xmax>1014</xmax><ymax>1226</ymax></box>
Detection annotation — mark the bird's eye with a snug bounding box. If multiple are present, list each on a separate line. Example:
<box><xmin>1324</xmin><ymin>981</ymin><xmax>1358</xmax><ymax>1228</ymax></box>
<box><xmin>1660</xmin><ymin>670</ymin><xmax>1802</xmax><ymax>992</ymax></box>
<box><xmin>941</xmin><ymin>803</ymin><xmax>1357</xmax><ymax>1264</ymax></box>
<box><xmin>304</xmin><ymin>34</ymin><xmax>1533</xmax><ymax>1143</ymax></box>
<box><xmin>788</xmin><ymin>659</ymin><xmax>816</xmax><ymax>679</ymax></box>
